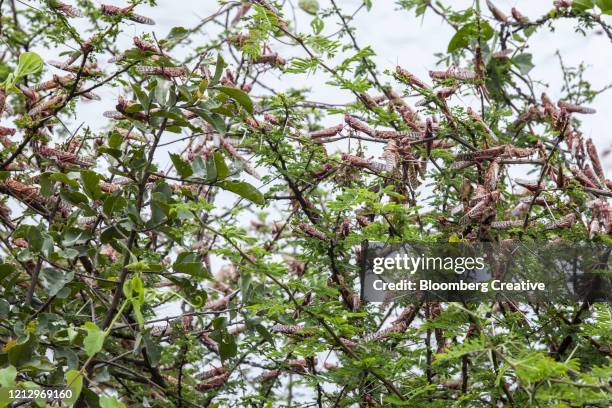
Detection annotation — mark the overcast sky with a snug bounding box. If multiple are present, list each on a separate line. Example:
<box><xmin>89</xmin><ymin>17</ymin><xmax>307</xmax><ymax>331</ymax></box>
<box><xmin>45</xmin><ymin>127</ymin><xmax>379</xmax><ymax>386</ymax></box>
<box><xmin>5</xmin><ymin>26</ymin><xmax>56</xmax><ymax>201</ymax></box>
<box><xmin>64</xmin><ymin>0</ymin><xmax>611</xmax><ymax>171</ymax></box>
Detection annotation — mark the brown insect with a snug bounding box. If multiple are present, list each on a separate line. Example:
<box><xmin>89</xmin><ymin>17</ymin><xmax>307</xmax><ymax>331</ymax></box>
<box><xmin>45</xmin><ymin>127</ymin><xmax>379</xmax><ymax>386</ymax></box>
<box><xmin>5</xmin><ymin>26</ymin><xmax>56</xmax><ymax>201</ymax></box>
<box><xmin>511</xmin><ymin>7</ymin><xmax>529</xmax><ymax>23</ymax></box>
<box><xmin>310</xmin><ymin>124</ymin><xmax>344</xmax><ymax>139</ymax></box>
<box><xmin>543</xmin><ymin>213</ymin><xmax>576</xmax><ymax>230</ymax></box>
<box><xmin>557</xmin><ymin>100</ymin><xmax>596</xmax><ymax>114</ymax></box>
<box><xmin>486</xmin><ymin>1</ymin><xmax>509</xmax><ymax>23</ymax></box>
<box><xmin>586</xmin><ymin>139</ymin><xmax>604</xmax><ymax>179</ymax></box>
<box><xmin>298</xmin><ymin>222</ymin><xmax>327</xmax><ymax>241</ymax></box>
<box><xmin>136</xmin><ymin>66</ymin><xmax>188</xmax><ymax>78</ymax></box>
<box><xmin>133</xmin><ymin>37</ymin><xmax>162</xmax><ymax>54</ymax></box>
<box><xmin>395</xmin><ymin>66</ymin><xmax>429</xmax><ymax>89</ymax></box>
<box><xmin>196</xmin><ymin>373</ymin><xmax>229</xmax><ymax>390</ymax></box>
<box><xmin>101</xmin><ymin>4</ymin><xmax>155</xmax><ymax>25</ymax></box>
<box><xmin>50</xmin><ymin>1</ymin><xmax>83</xmax><ymax>18</ymax></box>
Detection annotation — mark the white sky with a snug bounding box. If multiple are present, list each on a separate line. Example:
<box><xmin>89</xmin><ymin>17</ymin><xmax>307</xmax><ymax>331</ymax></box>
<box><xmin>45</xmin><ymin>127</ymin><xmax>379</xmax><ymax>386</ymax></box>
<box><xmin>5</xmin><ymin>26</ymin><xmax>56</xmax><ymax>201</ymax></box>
<box><xmin>66</xmin><ymin>0</ymin><xmax>611</xmax><ymax>171</ymax></box>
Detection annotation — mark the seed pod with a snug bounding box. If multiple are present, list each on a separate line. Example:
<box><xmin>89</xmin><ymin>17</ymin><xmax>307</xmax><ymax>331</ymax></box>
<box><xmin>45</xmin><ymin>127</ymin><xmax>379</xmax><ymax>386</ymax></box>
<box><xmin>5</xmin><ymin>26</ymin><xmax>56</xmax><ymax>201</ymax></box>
<box><xmin>585</xmin><ymin>139</ymin><xmax>604</xmax><ymax>179</ymax></box>
<box><xmin>298</xmin><ymin>222</ymin><xmax>327</xmax><ymax>241</ymax></box>
<box><xmin>50</xmin><ymin>1</ymin><xmax>83</xmax><ymax>17</ymax></box>
<box><xmin>486</xmin><ymin>1</ymin><xmax>509</xmax><ymax>23</ymax></box>
<box><xmin>310</xmin><ymin>124</ymin><xmax>344</xmax><ymax>139</ymax></box>
<box><xmin>395</xmin><ymin>66</ymin><xmax>429</xmax><ymax>89</ymax></box>
<box><xmin>557</xmin><ymin>100</ymin><xmax>596</xmax><ymax>114</ymax></box>
<box><xmin>136</xmin><ymin>66</ymin><xmax>188</xmax><ymax>78</ymax></box>
<box><xmin>543</xmin><ymin>213</ymin><xmax>576</xmax><ymax>230</ymax></box>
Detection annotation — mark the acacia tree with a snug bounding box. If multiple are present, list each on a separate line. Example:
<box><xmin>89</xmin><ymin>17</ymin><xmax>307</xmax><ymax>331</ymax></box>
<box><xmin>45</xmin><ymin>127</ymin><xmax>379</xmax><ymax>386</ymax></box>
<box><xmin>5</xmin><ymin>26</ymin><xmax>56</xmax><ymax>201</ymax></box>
<box><xmin>0</xmin><ymin>0</ymin><xmax>610</xmax><ymax>406</ymax></box>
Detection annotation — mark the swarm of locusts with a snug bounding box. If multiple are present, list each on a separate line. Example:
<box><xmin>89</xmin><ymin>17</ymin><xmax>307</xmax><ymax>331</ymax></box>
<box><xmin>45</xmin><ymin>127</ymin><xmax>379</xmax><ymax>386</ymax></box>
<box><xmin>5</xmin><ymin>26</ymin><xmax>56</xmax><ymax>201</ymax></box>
<box><xmin>0</xmin><ymin>0</ymin><xmax>611</xmax><ymax>405</ymax></box>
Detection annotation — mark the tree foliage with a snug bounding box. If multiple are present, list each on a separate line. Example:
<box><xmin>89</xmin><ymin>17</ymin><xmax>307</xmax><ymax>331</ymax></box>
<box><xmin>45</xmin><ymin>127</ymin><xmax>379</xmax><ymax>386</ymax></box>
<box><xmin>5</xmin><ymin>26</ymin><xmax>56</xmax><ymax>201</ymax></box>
<box><xmin>0</xmin><ymin>0</ymin><xmax>611</xmax><ymax>407</ymax></box>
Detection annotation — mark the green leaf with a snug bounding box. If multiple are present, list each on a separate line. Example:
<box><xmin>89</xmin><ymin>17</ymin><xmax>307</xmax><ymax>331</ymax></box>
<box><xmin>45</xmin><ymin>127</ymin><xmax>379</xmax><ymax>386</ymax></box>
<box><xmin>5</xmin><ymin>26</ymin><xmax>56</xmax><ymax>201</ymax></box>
<box><xmin>143</xmin><ymin>334</ymin><xmax>162</xmax><ymax>367</ymax></box>
<box><xmin>217</xmin><ymin>86</ymin><xmax>254</xmax><ymax>114</ymax></box>
<box><xmin>573</xmin><ymin>0</ymin><xmax>594</xmax><ymax>11</ymax></box>
<box><xmin>448</xmin><ymin>21</ymin><xmax>493</xmax><ymax>53</ymax></box>
<box><xmin>39</xmin><ymin>172</ymin><xmax>54</xmax><ymax>197</ymax></box>
<box><xmin>299</xmin><ymin>0</ymin><xmax>319</xmax><ymax>15</ymax></box>
<box><xmin>0</xmin><ymin>365</ymin><xmax>16</xmax><ymax>388</ymax></box>
<box><xmin>14</xmin><ymin>225</ymin><xmax>43</xmax><ymax>252</ymax></box>
<box><xmin>154</xmin><ymin>79</ymin><xmax>173</xmax><ymax>106</ymax></box>
<box><xmin>310</xmin><ymin>16</ymin><xmax>324</xmax><ymax>34</ymax></box>
<box><xmin>81</xmin><ymin>170</ymin><xmax>102</xmax><ymax>200</ymax></box>
<box><xmin>64</xmin><ymin>370</ymin><xmax>83</xmax><ymax>406</ymax></box>
<box><xmin>448</xmin><ymin>24</ymin><xmax>472</xmax><ymax>52</ymax></box>
<box><xmin>212</xmin><ymin>54</ymin><xmax>225</xmax><ymax>86</ymax></box>
<box><xmin>82</xmin><ymin>322</ymin><xmax>105</xmax><ymax>357</ymax></box>
<box><xmin>173</xmin><ymin>252</ymin><xmax>208</xmax><ymax>278</ymax></box>
<box><xmin>214</xmin><ymin>152</ymin><xmax>229</xmax><ymax>180</ymax></box>
<box><xmin>40</xmin><ymin>267</ymin><xmax>74</xmax><ymax>296</ymax></box>
<box><xmin>129</xmin><ymin>275</ymin><xmax>146</xmax><ymax>329</ymax></box>
<box><xmin>170</xmin><ymin>153</ymin><xmax>193</xmax><ymax>178</ymax></box>
<box><xmin>513</xmin><ymin>53</ymin><xmax>535</xmax><ymax>75</ymax></box>
<box><xmin>218</xmin><ymin>180</ymin><xmax>265</xmax><ymax>206</ymax></box>
<box><xmin>596</xmin><ymin>0</ymin><xmax>612</xmax><ymax>13</ymax></box>
<box><xmin>103</xmin><ymin>194</ymin><xmax>127</xmax><ymax>216</ymax></box>
<box><xmin>99</xmin><ymin>395</ymin><xmax>126</xmax><ymax>408</ymax></box>
<box><xmin>166</xmin><ymin>26</ymin><xmax>189</xmax><ymax>43</ymax></box>
<box><xmin>16</xmin><ymin>52</ymin><xmax>43</xmax><ymax>78</ymax></box>
<box><xmin>0</xmin><ymin>365</ymin><xmax>17</xmax><ymax>408</ymax></box>
<box><xmin>7</xmin><ymin>336</ymin><xmax>37</xmax><ymax>368</ymax></box>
